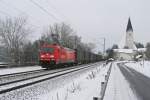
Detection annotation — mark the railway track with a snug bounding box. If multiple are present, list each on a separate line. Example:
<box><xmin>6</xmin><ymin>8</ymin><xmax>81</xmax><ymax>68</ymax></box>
<box><xmin>0</xmin><ymin>69</ymin><xmax>44</xmax><ymax>78</ymax></box>
<box><xmin>0</xmin><ymin>63</ymin><xmax>99</xmax><ymax>85</ymax></box>
<box><xmin>0</xmin><ymin>62</ymin><xmax>101</xmax><ymax>94</ymax></box>
<box><xmin>0</xmin><ymin>64</ymin><xmax>91</xmax><ymax>86</ymax></box>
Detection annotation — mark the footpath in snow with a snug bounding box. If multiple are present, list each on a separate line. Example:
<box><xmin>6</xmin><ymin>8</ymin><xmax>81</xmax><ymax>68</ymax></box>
<box><xmin>103</xmin><ymin>62</ymin><xmax>138</xmax><ymax>100</ymax></box>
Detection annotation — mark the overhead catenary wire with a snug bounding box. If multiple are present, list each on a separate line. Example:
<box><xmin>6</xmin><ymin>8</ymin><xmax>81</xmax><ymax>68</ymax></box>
<box><xmin>29</xmin><ymin>0</ymin><xmax>76</xmax><ymax>31</ymax></box>
<box><xmin>45</xmin><ymin>0</ymin><xmax>76</xmax><ymax>27</ymax></box>
<box><xmin>0</xmin><ymin>0</ymin><xmax>41</xmax><ymax>28</ymax></box>
<box><xmin>45</xmin><ymin>0</ymin><xmax>68</xmax><ymax>21</ymax></box>
<box><xmin>0</xmin><ymin>11</ymin><xmax>40</xmax><ymax>29</ymax></box>
<box><xmin>0</xmin><ymin>0</ymin><xmax>24</xmax><ymax>14</ymax></box>
<box><xmin>0</xmin><ymin>0</ymin><xmax>75</xmax><ymax>29</ymax></box>
<box><xmin>0</xmin><ymin>10</ymin><xmax>11</xmax><ymax>17</ymax></box>
<box><xmin>29</xmin><ymin>0</ymin><xmax>59</xmax><ymax>21</ymax></box>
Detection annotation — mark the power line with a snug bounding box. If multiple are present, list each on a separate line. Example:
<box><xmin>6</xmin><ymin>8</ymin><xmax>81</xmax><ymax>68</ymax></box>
<box><xmin>0</xmin><ymin>0</ymin><xmax>24</xmax><ymax>14</ymax></box>
<box><xmin>0</xmin><ymin>10</ymin><xmax>40</xmax><ymax>29</ymax></box>
<box><xmin>0</xmin><ymin>0</ymin><xmax>74</xmax><ymax>29</ymax></box>
<box><xmin>29</xmin><ymin>0</ymin><xmax>59</xmax><ymax>21</ymax></box>
<box><xmin>0</xmin><ymin>10</ymin><xmax>11</xmax><ymax>17</ymax></box>
<box><xmin>0</xmin><ymin>0</ymin><xmax>41</xmax><ymax>28</ymax></box>
<box><xmin>45</xmin><ymin>0</ymin><xmax>75</xmax><ymax>27</ymax></box>
<box><xmin>45</xmin><ymin>0</ymin><xmax>67</xmax><ymax>20</ymax></box>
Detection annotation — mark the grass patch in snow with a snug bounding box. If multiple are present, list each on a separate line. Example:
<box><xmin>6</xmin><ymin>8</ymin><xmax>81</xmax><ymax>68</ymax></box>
<box><xmin>67</xmin><ymin>82</ymin><xmax>81</xmax><ymax>93</ymax></box>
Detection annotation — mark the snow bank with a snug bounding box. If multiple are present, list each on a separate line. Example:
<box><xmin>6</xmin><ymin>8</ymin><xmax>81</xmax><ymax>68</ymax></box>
<box><xmin>126</xmin><ymin>61</ymin><xmax>150</xmax><ymax>78</ymax></box>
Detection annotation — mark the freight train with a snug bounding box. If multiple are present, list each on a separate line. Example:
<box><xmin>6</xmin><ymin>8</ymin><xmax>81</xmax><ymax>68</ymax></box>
<box><xmin>39</xmin><ymin>43</ymin><xmax>102</xmax><ymax>69</ymax></box>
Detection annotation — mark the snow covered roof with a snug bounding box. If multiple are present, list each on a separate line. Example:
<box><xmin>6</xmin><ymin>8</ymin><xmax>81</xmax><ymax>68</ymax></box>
<box><xmin>135</xmin><ymin>55</ymin><xmax>142</xmax><ymax>59</ymax></box>
<box><xmin>137</xmin><ymin>48</ymin><xmax>146</xmax><ymax>52</ymax></box>
<box><xmin>113</xmin><ymin>49</ymin><xmax>135</xmax><ymax>53</ymax></box>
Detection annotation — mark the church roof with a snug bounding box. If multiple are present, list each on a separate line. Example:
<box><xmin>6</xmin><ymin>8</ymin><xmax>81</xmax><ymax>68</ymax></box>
<box><xmin>126</xmin><ymin>18</ymin><xmax>133</xmax><ymax>32</ymax></box>
<box><xmin>113</xmin><ymin>49</ymin><xmax>135</xmax><ymax>54</ymax></box>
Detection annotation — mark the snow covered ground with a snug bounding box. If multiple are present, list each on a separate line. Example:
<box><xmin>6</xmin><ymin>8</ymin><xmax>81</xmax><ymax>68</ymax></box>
<box><xmin>1</xmin><ymin>61</ymin><xmax>145</xmax><ymax>100</ymax></box>
<box><xmin>0</xmin><ymin>66</ymin><xmax>43</xmax><ymax>75</ymax></box>
<box><xmin>126</xmin><ymin>61</ymin><xmax>150</xmax><ymax>78</ymax></box>
<box><xmin>0</xmin><ymin>62</ymin><xmax>108</xmax><ymax>100</ymax></box>
<box><xmin>37</xmin><ymin>63</ymin><xmax>111</xmax><ymax>100</ymax></box>
<box><xmin>104</xmin><ymin>62</ymin><xmax>138</xmax><ymax>100</ymax></box>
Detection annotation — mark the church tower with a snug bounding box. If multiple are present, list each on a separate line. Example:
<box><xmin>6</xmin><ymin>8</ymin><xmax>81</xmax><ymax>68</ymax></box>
<box><xmin>125</xmin><ymin>18</ymin><xmax>136</xmax><ymax>49</ymax></box>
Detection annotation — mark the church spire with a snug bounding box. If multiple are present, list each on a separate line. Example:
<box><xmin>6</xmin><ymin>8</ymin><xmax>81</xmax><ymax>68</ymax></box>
<box><xmin>126</xmin><ymin>17</ymin><xmax>133</xmax><ymax>32</ymax></box>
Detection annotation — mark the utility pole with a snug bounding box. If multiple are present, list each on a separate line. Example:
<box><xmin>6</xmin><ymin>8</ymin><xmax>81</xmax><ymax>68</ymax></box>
<box><xmin>100</xmin><ymin>37</ymin><xmax>106</xmax><ymax>55</ymax></box>
<box><xmin>103</xmin><ymin>38</ymin><xmax>105</xmax><ymax>55</ymax></box>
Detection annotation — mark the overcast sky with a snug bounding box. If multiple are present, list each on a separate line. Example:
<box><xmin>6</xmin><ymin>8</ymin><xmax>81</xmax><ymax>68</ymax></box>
<box><xmin>0</xmin><ymin>0</ymin><xmax>149</xmax><ymax>52</ymax></box>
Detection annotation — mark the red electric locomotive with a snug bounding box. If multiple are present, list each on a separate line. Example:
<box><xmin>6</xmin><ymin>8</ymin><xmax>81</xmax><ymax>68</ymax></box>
<box><xmin>39</xmin><ymin>43</ymin><xmax>76</xmax><ymax>69</ymax></box>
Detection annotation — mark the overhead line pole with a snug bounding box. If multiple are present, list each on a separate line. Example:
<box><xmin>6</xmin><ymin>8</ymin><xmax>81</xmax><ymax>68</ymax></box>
<box><xmin>100</xmin><ymin>37</ymin><xmax>106</xmax><ymax>55</ymax></box>
<box><xmin>104</xmin><ymin>38</ymin><xmax>105</xmax><ymax>54</ymax></box>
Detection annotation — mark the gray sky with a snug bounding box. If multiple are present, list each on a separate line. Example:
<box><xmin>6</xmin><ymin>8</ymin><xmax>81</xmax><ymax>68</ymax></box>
<box><xmin>0</xmin><ymin>0</ymin><xmax>149</xmax><ymax>52</ymax></box>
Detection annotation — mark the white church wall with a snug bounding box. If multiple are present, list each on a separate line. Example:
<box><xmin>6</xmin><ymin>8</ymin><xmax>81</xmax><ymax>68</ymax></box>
<box><xmin>115</xmin><ymin>52</ymin><xmax>134</xmax><ymax>60</ymax></box>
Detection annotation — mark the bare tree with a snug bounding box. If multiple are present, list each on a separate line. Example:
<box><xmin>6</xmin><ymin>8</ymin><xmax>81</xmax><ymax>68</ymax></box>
<box><xmin>0</xmin><ymin>17</ymin><xmax>30</xmax><ymax>64</ymax></box>
<box><xmin>41</xmin><ymin>23</ymin><xmax>96</xmax><ymax>52</ymax></box>
<box><xmin>146</xmin><ymin>42</ymin><xmax>150</xmax><ymax>60</ymax></box>
<box><xmin>41</xmin><ymin>23</ymin><xmax>78</xmax><ymax>48</ymax></box>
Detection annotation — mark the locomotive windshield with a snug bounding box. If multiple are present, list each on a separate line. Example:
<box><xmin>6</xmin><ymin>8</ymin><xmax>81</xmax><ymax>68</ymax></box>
<box><xmin>41</xmin><ymin>47</ymin><xmax>54</xmax><ymax>53</ymax></box>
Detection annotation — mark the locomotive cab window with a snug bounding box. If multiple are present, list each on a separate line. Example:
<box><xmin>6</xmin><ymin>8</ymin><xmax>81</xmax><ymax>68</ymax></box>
<box><xmin>41</xmin><ymin>48</ymin><xmax>54</xmax><ymax>53</ymax></box>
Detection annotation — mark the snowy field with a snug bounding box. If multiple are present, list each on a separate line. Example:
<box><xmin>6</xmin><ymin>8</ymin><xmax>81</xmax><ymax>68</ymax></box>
<box><xmin>126</xmin><ymin>61</ymin><xmax>150</xmax><ymax>78</ymax></box>
<box><xmin>0</xmin><ymin>66</ymin><xmax>43</xmax><ymax>75</ymax></box>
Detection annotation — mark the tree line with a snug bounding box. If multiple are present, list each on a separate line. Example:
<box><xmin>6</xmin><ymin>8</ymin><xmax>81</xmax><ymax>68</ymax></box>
<box><xmin>0</xmin><ymin>16</ymin><xmax>97</xmax><ymax>66</ymax></box>
<box><xmin>1</xmin><ymin>16</ymin><xmax>150</xmax><ymax>66</ymax></box>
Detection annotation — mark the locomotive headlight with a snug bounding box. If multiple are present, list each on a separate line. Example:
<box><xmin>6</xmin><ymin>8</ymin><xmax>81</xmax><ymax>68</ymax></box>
<box><xmin>40</xmin><ymin>55</ymin><xmax>45</xmax><ymax>58</ymax></box>
<box><xmin>50</xmin><ymin>55</ymin><xmax>54</xmax><ymax>58</ymax></box>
